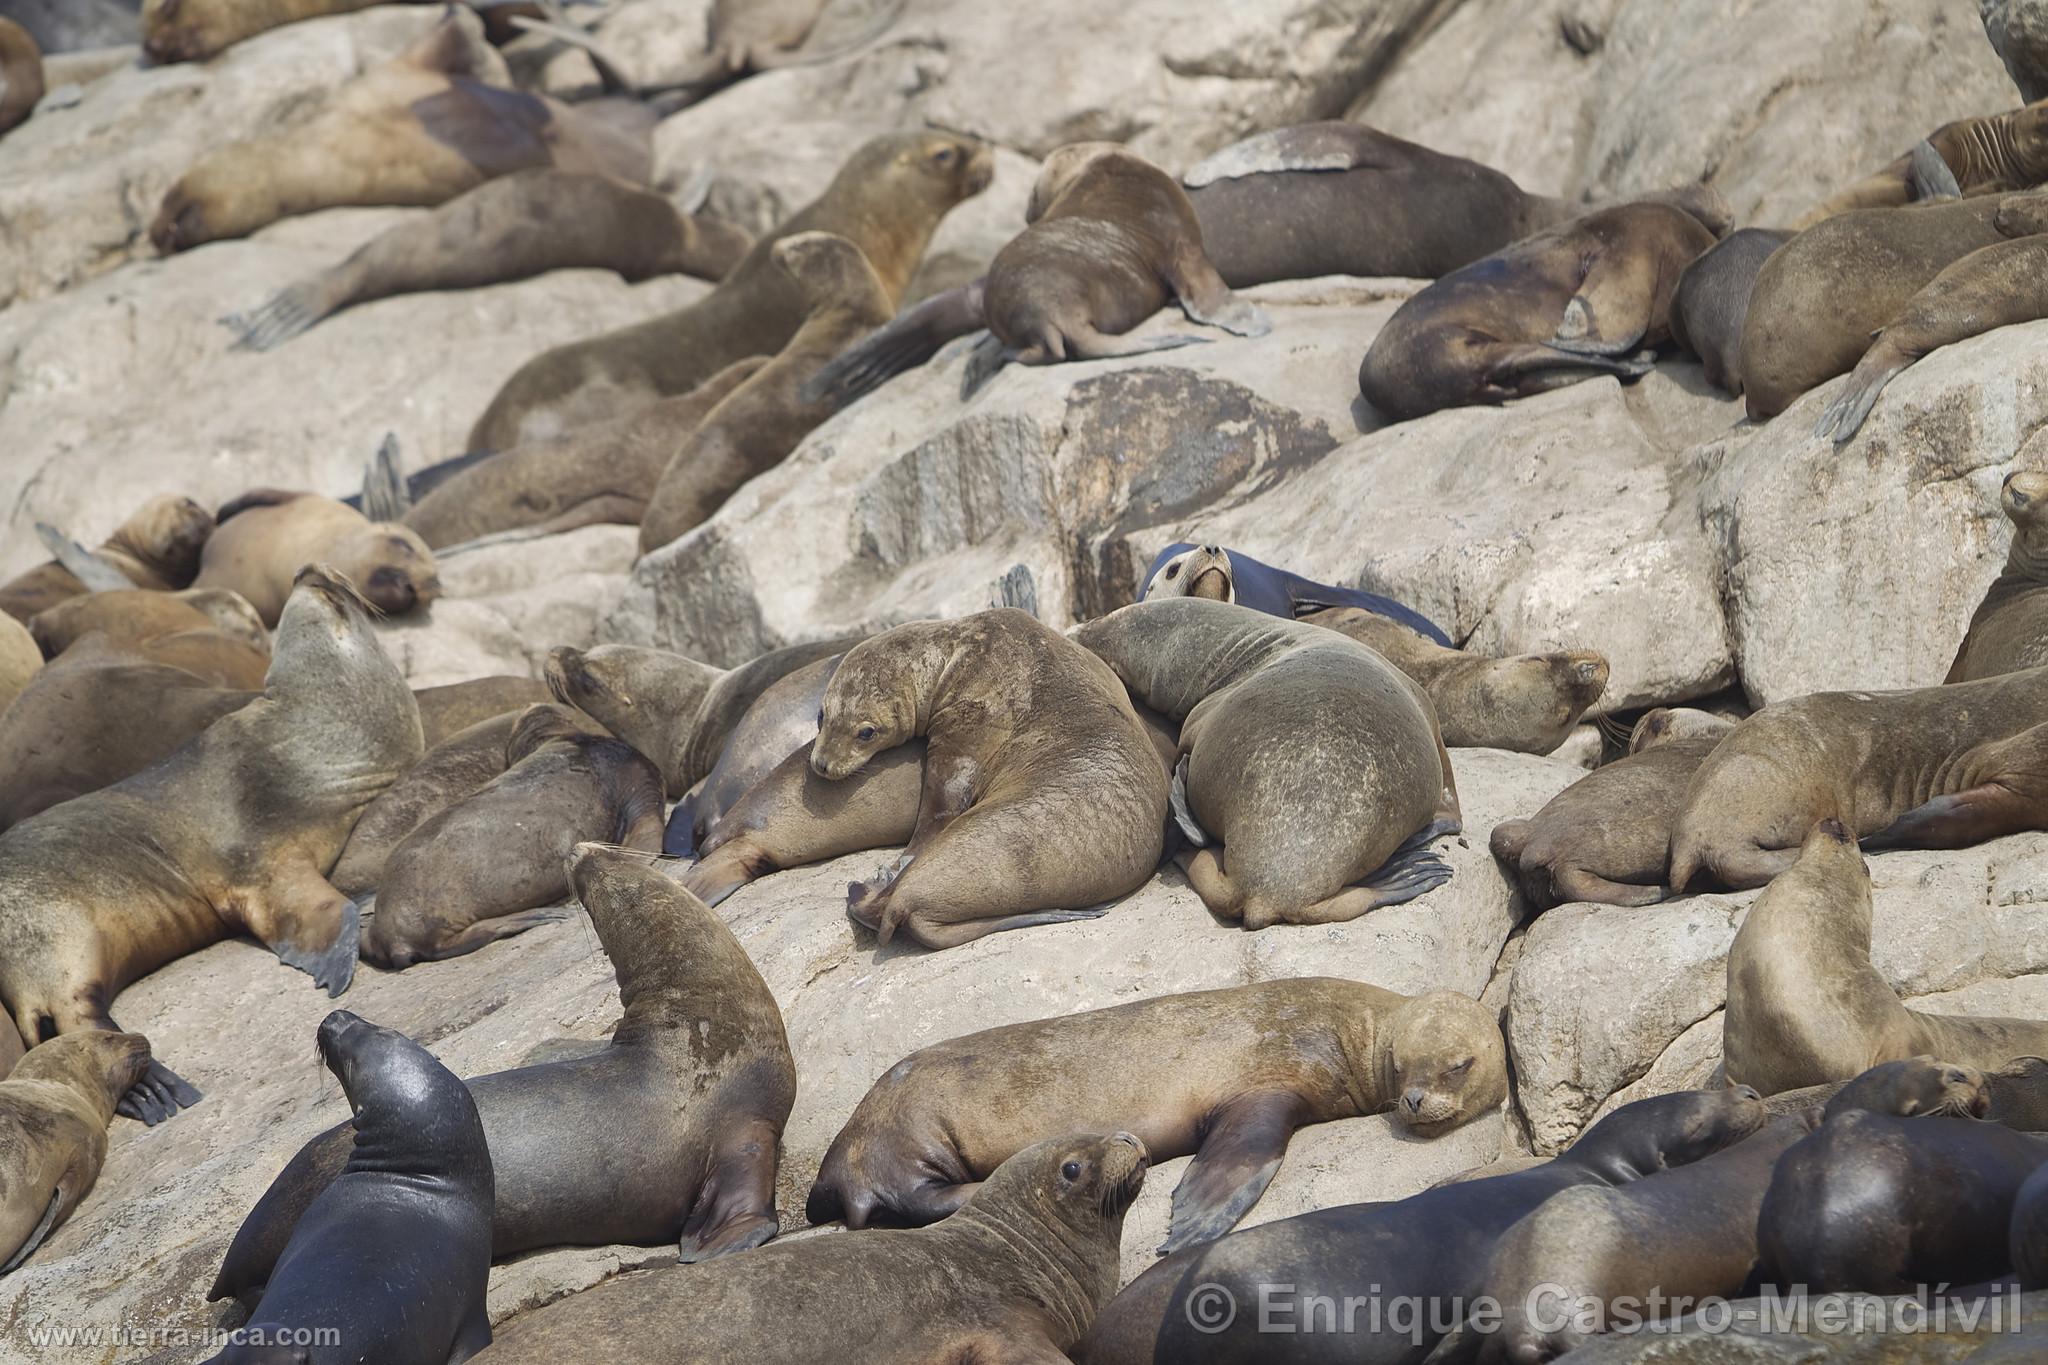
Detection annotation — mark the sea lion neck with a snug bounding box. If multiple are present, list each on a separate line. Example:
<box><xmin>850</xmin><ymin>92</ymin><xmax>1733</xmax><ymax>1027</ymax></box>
<box><xmin>2006</xmin><ymin>519</ymin><xmax>2048</xmax><ymax>586</ymax></box>
<box><xmin>948</xmin><ymin>1197</ymin><xmax>1106</xmax><ymax>1344</ymax></box>
<box><xmin>338</xmin><ymin>1039</ymin><xmax>488</xmax><ymax>1187</ymax></box>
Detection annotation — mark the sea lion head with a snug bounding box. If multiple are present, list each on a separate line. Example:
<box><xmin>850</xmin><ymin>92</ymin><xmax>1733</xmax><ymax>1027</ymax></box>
<box><xmin>1142</xmin><ymin>545</ymin><xmax>1234</xmax><ymax>604</ymax></box>
<box><xmin>175</xmin><ymin>588</ymin><xmax>269</xmax><ymax>653</ymax></box>
<box><xmin>772</xmin><ymin>230</ymin><xmax>883</xmax><ymax>309</ymax></box>
<box><xmin>315</xmin><ymin>1010</ymin><xmax>486</xmax><ymax>1174</ymax></box>
<box><xmin>1628</xmin><ymin>706</ymin><xmax>1736</xmax><ymax>752</ymax></box>
<box><xmin>1566</xmin><ymin>1085</ymin><xmax>1768</xmax><ymax>1181</ymax></box>
<box><xmin>149</xmin><ymin>178</ymin><xmax>215</xmax><ymax>254</ymax></box>
<box><xmin>329</xmin><ymin>523</ymin><xmax>440</xmax><ymax>617</ymax></box>
<box><xmin>271</xmin><ymin>564</ymin><xmax>387</xmax><ymax>692</ymax></box>
<box><xmin>812</xmin><ymin>641</ymin><xmax>920</xmax><ymax>780</ymax></box>
<box><xmin>112</xmin><ymin>495</ymin><xmax>215</xmax><ymax>583</ymax></box>
<box><xmin>860</xmin><ymin>129</ymin><xmax>995</xmax><ymax>211</ymax></box>
<box><xmin>14</xmin><ymin>1031</ymin><xmax>154</xmax><ymax>1118</ymax></box>
<box><xmin>545</xmin><ymin>644</ymin><xmax>720</xmax><ymax>789</ymax></box>
<box><xmin>1381</xmin><ymin>991</ymin><xmax>1510</xmax><ymax>1135</ymax></box>
<box><xmin>140</xmin><ymin>0</ymin><xmax>213</xmax><ymax>65</ymax></box>
<box><xmin>1821</xmin><ymin>1056</ymin><xmax>1991</xmax><ymax>1123</ymax></box>
<box><xmin>983</xmin><ymin>1132</ymin><xmax>1149</xmax><ymax>1229</ymax></box>
<box><xmin>1026</xmin><ymin>141</ymin><xmax>1126</xmax><ymax>222</ymax></box>
<box><xmin>2003</xmin><ymin>469</ymin><xmax>2048</xmax><ymax>558</ymax></box>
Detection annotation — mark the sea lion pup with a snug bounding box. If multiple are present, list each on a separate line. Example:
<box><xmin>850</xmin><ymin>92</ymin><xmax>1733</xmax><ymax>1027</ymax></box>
<box><xmin>1761</xmin><ymin>1056</ymin><xmax>1994</xmax><ymax>1122</ymax></box>
<box><xmin>193</xmin><ymin>490</ymin><xmax>439</xmax><ymax>626</ymax></box>
<box><xmin>475</xmin><ymin>1131</ymin><xmax>1148</xmax><ymax>1365</ymax></box>
<box><xmin>1138</xmin><ymin>542</ymin><xmax>1451</xmax><ymax>645</ymax></box>
<box><xmin>401</xmin><ymin>359</ymin><xmax>767</xmax><ymax>548</ymax></box>
<box><xmin>1300</xmin><ymin>605</ymin><xmax>1609</xmax><ymax>754</ymax></box>
<box><xmin>150</xmin><ymin>12</ymin><xmax>653</xmax><ymax>253</ymax></box>
<box><xmin>1723</xmin><ymin>819</ymin><xmax>2048</xmax><ymax>1094</ymax></box>
<box><xmin>225</xmin><ymin>169</ymin><xmax>756</xmax><ymax>352</ymax></box>
<box><xmin>1740</xmin><ymin>195</ymin><xmax>2020</xmax><ymax>420</ymax></box>
<box><xmin>0</xmin><ymin>615</ymin><xmax>37</xmax><ymax>718</ymax></box>
<box><xmin>0</xmin><ymin>17</ymin><xmax>43</xmax><ymax>139</ymax></box>
<box><xmin>467</xmin><ymin>130</ymin><xmax>994</xmax><ymax>451</ymax></box>
<box><xmin>807</xmin><ymin>979</ymin><xmax>1507</xmax><ymax>1250</ymax></box>
<box><xmin>26</xmin><ymin>586</ymin><xmax>266</xmax><ymax>659</ymax></box>
<box><xmin>0</xmin><ymin>567</ymin><xmax>421</xmax><ymax>1123</ymax></box>
<box><xmin>1488</xmin><ymin>713</ymin><xmax>1729</xmax><ymax>909</ymax></box>
<box><xmin>414</xmin><ymin>674</ymin><xmax>550</xmax><ymax>748</ymax></box>
<box><xmin>360</xmin><ymin>704</ymin><xmax>663</xmax><ymax>968</ymax></box>
<box><xmin>208</xmin><ymin>1011</ymin><xmax>494</xmax><ymax>1365</ymax></box>
<box><xmin>0</xmin><ymin>495</ymin><xmax>214</xmax><ymax>622</ymax></box>
<box><xmin>637</xmin><ymin>231</ymin><xmax>894</xmax><ymax>554</ymax></box>
<box><xmin>1358</xmin><ymin>199</ymin><xmax>1726</xmax><ymax>422</ymax></box>
<box><xmin>807</xmin><ymin>609</ymin><xmax>1167</xmax><ymax>948</ymax></box>
<box><xmin>1668</xmin><ymin>226</ymin><xmax>1792</xmax><ymax>396</ymax></box>
<box><xmin>1076</xmin><ymin>1086</ymin><xmax>1768</xmax><ymax>1365</ymax></box>
<box><xmin>212</xmin><ymin>847</ymin><xmax>795</xmax><ymax>1302</ymax></box>
<box><xmin>1072</xmin><ymin>599</ymin><xmax>1460</xmax><ymax>930</ymax></box>
<box><xmin>0</xmin><ymin>1032</ymin><xmax>151</xmax><ymax>1275</ymax></box>
<box><xmin>668</xmin><ymin>651</ymin><xmax>844</xmax><ymax>856</ymax></box>
<box><xmin>1666</xmin><ymin>667</ymin><xmax>2048</xmax><ymax>891</ymax></box>
<box><xmin>1756</xmin><ymin>1108</ymin><xmax>2048</xmax><ymax>1295</ymax></box>
<box><xmin>0</xmin><ymin>640</ymin><xmax>257</xmax><ymax>831</ymax></box>
<box><xmin>1791</xmin><ymin>101</ymin><xmax>2048</xmax><ymax>228</ymax></box>
<box><xmin>1953</xmin><ymin>472</ymin><xmax>2048</xmax><ymax>683</ymax></box>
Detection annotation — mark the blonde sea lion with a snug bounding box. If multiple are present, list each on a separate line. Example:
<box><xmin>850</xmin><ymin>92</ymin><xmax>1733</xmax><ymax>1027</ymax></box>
<box><xmin>0</xmin><ymin>17</ymin><xmax>44</xmax><ymax>139</ymax></box>
<box><xmin>0</xmin><ymin>1032</ymin><xmax>151</xmax><ymax>1274</ymax></box>
<box><xmin>1950</xmin><ymin>470</ymin><xmax>2048</xmax><ymax>683</ymax></box>
<box><xmin>0</xmin><ymin>615</ymin><xmax>38</xmax><ymax>719</ymax></box>
<box><xmin>0</xmin><ymin>567</ymin><xmax>421</xmax><ymax>1123</ymax></box>
<box><xmin>194</xmin><ymin>490</ymin><xmax>439</xmax><ymax>626</ymax></box>
<box><xmin>143</xmin><ymin>0</ymin><xmax>414</xmax><ymax>63</ymax></box>
<box><xmin>0</xmin><ymin>495</ymin><xmax>214</xmax><ymax>623</ymax></box>
<box><xmin>26</xmin><ymin>587</ymin><xmax>266</xmax><ymax>659</ymax></box>
<box><xmin>1792</xmin><ymin>101</ymin><xmax>2048</xmax><ymax>228</ymax></box>
<box><xmin>807</xmin><ymin>979</ymin><xmax>1505</xmax><ymax>1251</ymax></box>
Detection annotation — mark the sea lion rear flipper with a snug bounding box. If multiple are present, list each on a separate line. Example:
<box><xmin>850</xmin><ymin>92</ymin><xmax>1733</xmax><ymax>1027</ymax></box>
<box><xmin>1159</xmin><ymin>1090</ymin><xmax>1303</xmax><ymax>1254</ymax></box>
<box><xmin>420</xmin><ymin>906</ymin><xmax>582</xmax><ymax>960</ymax></box>
<box><xmin>250</xmin><ymin>872</ymin><xmax>361</xmax><ymax>997</ymax></box>
<box><xmin>1907</xmin><ymin>139</ymin><xmax>1963</xmax><ymax>202</ymax></box>
<box><xmin>115</xmin><ymin>1058</ymin><xmax>203</xmax><ymax>1126</ymax></box>
<box><xmin>1167</xmin><ymin>240</ymin><xmax>1271</xmax><ymax>338</ymax></box>
<box><xmin>1169</xmin><ymin>754</ymin><xmax>1210</xmax><ymax>846</ymax></box>
<box><xmin>676</xmin><ymin>1124</ymin><xmax>782</xmax><ymax>1263</ymax></box>
<box><xmin>802</xmin><ymin>279</ymin><xmax>988</xmax><ymax>407</ymax></box>
<box><xmin>361</xmin><ymin>433</ymin><xmax>411</xmax><ymax>523</ymax></box>
<box><xmin>32</xmin><ymin>524</ymin><xmax>132</xmax><ymax>593</ymax></box>
<box><xmin>1</xmin><ymin>1190</ymin><xmax>63</xmax><ymax>1273</ymax></box>
<box><xmin>1063</xmin><ymin>327</ymin><xmax>1211</xmax><ymax>363</ymax></box>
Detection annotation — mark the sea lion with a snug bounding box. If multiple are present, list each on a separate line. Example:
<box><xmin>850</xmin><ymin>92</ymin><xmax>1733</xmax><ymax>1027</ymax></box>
<box><xmin>1359</xmin><ymin>200</ymin><xmax>1726</xmax><ymax>421</ymax></box>
<box><xmin>1138</xmin><ymin>542</ymin><xmax>1451</xmax><ymax>645</ymax></box>
<box><xmin>544</xmin><ymin>642</ymin><xmax>722</xmax><ymax>795</ymax></box>
<box><xmin>1667</xmin><ymin>668</ymin><xmax>2048</xmax><ymax>890</ymax></box>
<box><xmin>808</xmin><ymin>979</ymin><xmax>1506</xmax><ymax>1252</ymax></box>
<box><xmin>1792</xmin><ymin>102</ymin><xmax>2048</xmax><ymax>228</ymax></box>
<box><xmin>208</xmin><ymin>1011</ymin><xmax>493</xmax><ymax>1365</ymax></box>
<box><xmin>1075</xmin><ymin>1086</ymin><xmax>1768</xmax><ymax>1365</ymax></box>
<box><xmin>1986</xmin><ymin>0</ymin><xmax>2048</xmax><ymax>104</ymax></box>
<box><xmin>1628</xmin><ymin>705</ymin><xmax>1739</xmax><ymax>748</ymax></box>
<box><xmin>467</xmin><ymin>130</ymin><xmax>993</xmax><ymax>451</ymax></box>
<box><xmin>668</xmin><ymin>652</ymin><xmax>839</xmax><ymax>856</ymax></box>
<box><xmin>120</xmin><ymin>627</ymin><xmax>271</xmax><ymax>690</ymax></box>
<box><xmin>1488</xmin><ymin>721</ymin><xmax>1727</xmax><ymax>909</ymax></box>
<box><xmin>151</xmin><ymin>12</ymin><xmax>652</xmax><ymax>253</ymax></box>
<box><xmin>194</xmin><ymin>490</ymin><xmax>440</xmax><ymax>626</ymax></box>
<box><xmin>473</xmin><ymin>1132</ymin><xmax>1149</xmax><ymax>1365</ymax></box>
<box><xmin>0</xmin><ymin>495</ymin><xmax>214</xmax><ymax>623</ymax></box>
<box><xmin>1300</xmin><ymin>605</ymin><xmax>1609</xmax><ymax>753</ymax></box>
<box><xmin>0</xmin><ymin>17</ymin><xmax>43</xmax><ymax>139</ymax></box>
<box><xmin>26</xmin><ymin>586</ymin><xmax>266</xmax><ymax>659</ymax></box>
<box><xmin>1741</xmin><ymin>195</ymin><xmax>2019</xmax><ymax>420</ymax></box>
<box><xmin>0</xmin><ymin>567</ymin><xmax>421</xmax><ymax>1123</ymax></box>
<box><xmin>1723</xmin><ymin>819</ymin><xmax>2048</xmax><ymax>1093</ymax></box>
<box><xmin>807</xmin><ymin>608</ymin><xmax>1167</xmax><ymax>948</ymax></box>
<box><xmin>0</xmin><ymin>1032</ymin><xmax>151</xmax><ymax>1275</ymax></box>
<box><xmin>400</xmin><ymin>357</ymin><xmax>768</xmax><ymax>549</ymax></box>
<box><xmin>224</xmin><ymin>169</ymin><xmax>754</xmax><ymax>351</ymax></box>
<box><xmin>1668</xmin><ymin>226</ymin><xmax>1792</xmax><ymax>396</ymax></box>
<box><xmin>1950</xmin><ymin>470</ymin><xmax>2048</xmax><ymax>683</ymax></box>
<box><xmin>2016</xmin><ymin>1161</ymin><xmax>2048</xmax><ymax>1289</ymax></box>
<box><xmin>1073</xmin><ymin>598</ymin><xmax>1459</xmax><ymax>930</ymax></box>
<box><xmin>212</xmin><ymin>846</ymin><xmax>795</xmax><ymax>1299</ymax></box>
<box><xmin>637</xmin><ymin>231</ymin><xmax>894</xmax><ymax>553</ymax></box>
<box><xmin>1760</xmin><ymin>1056</ymin><xmax>1994</xmax><ymax>1123</ymax></box>
<box><xmin>0</xmin><ymin>614</ymin><xmax>38</xmax><ymax>718</ymax></box>
<box><xmin>413</xmin><ymin>674</ymin><xmax>551</xmax><ymax>748</ymax></box>
<box><xmin>0</xmin><ymin>639</ymin><xmax>258</xmax><ymax>831</ymax></box>
<box><xmin>360</xmin><ymin>704</ymin><xmax>663</xmax><ymax>968</ymax></box>
<box><xmin>142</xmin><ymin>0</ymin><xmax>412</xmax><ymax>63</ymax></box>
<box><xmin>1756</xmin><ymin>1108</ymin><xmax>2048</xmax><ymax>1294</ymax></box>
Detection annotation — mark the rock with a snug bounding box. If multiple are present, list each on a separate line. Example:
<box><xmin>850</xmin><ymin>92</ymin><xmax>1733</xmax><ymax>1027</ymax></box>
<box><xmin>2</xmin><ymin>0</ymin><xmax>139</xmax><ymax>54</ymax></box>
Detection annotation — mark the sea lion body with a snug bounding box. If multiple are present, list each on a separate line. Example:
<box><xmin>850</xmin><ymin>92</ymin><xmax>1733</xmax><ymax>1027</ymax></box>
<box><xmin>1793</xmin><ymin>102</ymin><xmax>2048</xmax><ymax>227</ymax></box>
<box><xmin>1076</xmin><ymin>1087</ymin><xmax>1768</xmax><ymax>1365</ymax></box>
<box><xmin>670</xmin><ymin>653</ymin><xmax>839</xmax><ymax>855</ymax></box>
<box><xmin>195</xmin><ymin>491</ymin><xmax>439</xmax><ymax>625</ymax></box>
<box><xmin>806</xmin><ymin>608</ymin><xmax>1168</xmax><ymax>949</ymax></box>
<box><xmin>0</xmin><ymin>17</ymin><xmax>44</xmax><ymax>139</ymax></box>
<box><xmin>808</xmin><ymin>979</ymin><xmax>1506</xmax><ymax>1251</ymax></box>
<box><xmin>1073</xmin><ymin>599</ymin><xmax>1459</xmax><ymax>930</ymax></box>
<box><xmin>1669</xmin><ymin>227</ymin><xmax>1791</xmax><ymax>395</ymax></box>
<box><xmin>1139</xmin><ymin>542</ymin><xmax>1450</xmax><ymax>645</ymax></box>
<box><xmin>467</xmin><ymin>131</ymin><xmax>992</xmax><ymax>450</ymax></box>
<box><xmin>0</xmin><ymin>1032</ymin><xmax>150</xmax><ymax>1274</ymax></box>
<box><xmin>1950</xmin><ymin>471</ymin><xmax>2048</xmax><ymax>683</ymax></box>
<box><xmin>0</xmin><ymin>614</ymin><xmax>39</xmax><ymax>718</ymax></box>
<box><xmin>0</xmin><ymin>568</ymin><xmax>421</xmax><ymax>1122</ymax></box>
<box><xmin>212</xmin><ymin>847</ymin><xmax>795</xmax><ymax>1297</ymax></box>
<box><xmin>413</xmin><ymin>674</ymin><xmax>550</xmax><ymax>748</ymax></box>
<box><xmin>0</xmin><ymin>495</ymin><xmax>214</xmax><ymax>622</ymax></box>
<box><xmin>209</xmin><ymin>1011</ymin><xmax>494</xmax><ymax>1365</ymax></box>
<box><xmin>142</xmin><ymin>0</ymin><xmax>397</xmax><ymax>63</ymax></box>
<box><xmin>1359</xmin><ymin>201</ymin><xmax>1723</xmax><ymax>421</ymax></box>
<box><xmin>27</xmin><ymin>586</ymin><xmax>265</xmax><ymax>659</ymax></box>
<box><xmin>474</xmin><ymin>1132</ymin><xmax>1149</xmax><ymax>1365</ymax></box>
<box><xmin>2016</xmin><ymin>1161</ymin><xmax>2048</xmax><ymax>1288</ymax></box>
<box><xmin>227</xmin><ymin>169</ymin><xmax>754</xmax><ymax>351</ymax></box>
<box><xmin>360</xmin><ymin>704</ymin><xmax>663</xmax><ymax>967</ymax></box>
<box><xmin>1723</xmin><ymin>819</ymin><xmax>2048</xmax><ymax>1093</ymax></box>
<box><xmin>1668</xmin><ymin>668</ymin><xmax>2048</xmax><ymax>890</ymax></box>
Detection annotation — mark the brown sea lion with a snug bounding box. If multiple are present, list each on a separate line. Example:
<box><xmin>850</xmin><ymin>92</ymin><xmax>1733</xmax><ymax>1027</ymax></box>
<box><xmin>194</xmin><ymin>490</ymin><xmax>440</xmax><ymax>626</ymax></box>
<box><xmin>1300</xmin><ymin>605</ymin><xmax>1609</xmax><ymax>754</ymax></box>
<box><xmin>807</xmin><ymin>608</ymin><xmax>1167</xmax><ymax>948</ymax></box>
<box><xmin>1724</xmin><ymin>819</ymin><xmax>2048</xmax><ymax>1094</ymax></box>
<box><xmin>0</xmin><ymin>495</ymin><xmax>214</xmax><ymax>623</ymax></box>
<box><xmin>412</xmin><ymin>674</ymin><xmax>550</xmax><ymax>749</ymax></box>
<box><xmin>637</xmin><ymin>231</ymin><xmax>893</xmax><ymax>554</ymax></box>
<box><xmin>669</xmin><ymin>653</ymin><xmax>841</xmax><ymax>857</ymax></box>
<box><xmin>0</xmin><ymin>1032</ymin><xmax>151</xmax><ymax>1274</ymax></box>
<box><xmin>26</xmin><ymin>587</ymin><xmax>266</xmax><ymax>659</ymax></box>
<box><xmin>142</xmin><ymin>0</ymin><xmax>409</xmax><ymax>64</ymax></box>
<box><xmin>1760</xmin><ymin>1056</ymin><xmax>1994</xmax><ymax>1122</ymax></box>
<box><xmin>212</xmin><ymin>845</ymin><xmax>796</xmax><ymax>1298</ymax></box>
<box><xmin>120</xmin><ymin>627</ymin><xmax>270</xmax><ymax>690</ymax></box>
<box><xmin>0</xmin><ymin>614</ymin><xmax>38</xmax><ymax>718</ymax></box>
<box><xmin>1954</xmin><ymin>474</ymin><xmax>2048</xmax><ymax>685</ymax></box>
<box><xmin>0</xmin><ymin>567</ymin><xmax>421</xmax><ymax>1123</ymax></box>
<box><xmin>1741</xmin><ymin>195</ymin><xmax>2019</xmax><ymax>420</ymax></box>
<box><xmin>150</xmin><ymin>12</ymin><xmax>653</xmax><ymax>253</ymax></box>
<box><xmin>1359</xmin><ymin>200</ymin><xmax>1726</xmax><ymax>421</ymax></box>
<box><xmin>224</xmin><ymin>169</ymin><xmax>755</xmax><ymax>352</ymax></box>
<box><xmin>1073</xmin><ymin>598</ymin><xmax>1460</xmax><ymax>930</ymax></box>
<box><xmin>360</xmin><ymin>704</ymin><xmax>663</xmax><ymax>968</ymax></box>
<box><xmin>401</xmin><ymin>357</ymin><xmax>767</xmax><ymax>549</ymax></box>
<box><xmin>0</xmin><ymin>17</ymin><xmax>43</xmax><ymax>139</ymax></box>
<box><xmin>808</xmin><ymin>979</ymin><xmax>1505</xmax><ymax>1251</ymax></box>
<box><xmin>1792</xmin><ymin>101</ymin><xmax>2048</xmax><ymax>228</ymax></box>
<box><xmin>1668</xmin><ymin>226</ymin><xmax>1792</xmax><ymax>396</ymax></box>
<box><xmin>474</xmin><ymin>1132</ymin><xmax>1149</xmax><ymax>1365</ymax></box>
<box><xmin>467</xmin><ymin>130</ymin><xmax>993</xmax><ymax>451</ymax></box>
<box><xmin>1627</xmin><ymin>705</ymin><xmax>1739</xmax><ymax>748</ymax></box>
<box><xmin>1667</xmin><ymin>668</ymin><xmax>2048</xmax><ymax>890</ymax></box>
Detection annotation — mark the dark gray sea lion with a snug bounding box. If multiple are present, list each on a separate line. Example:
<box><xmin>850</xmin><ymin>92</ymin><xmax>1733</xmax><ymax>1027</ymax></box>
<box><xmin>1668</xmin><ymin>227</ymin><xmax>1792</xmax><ymax>396</ymax></box>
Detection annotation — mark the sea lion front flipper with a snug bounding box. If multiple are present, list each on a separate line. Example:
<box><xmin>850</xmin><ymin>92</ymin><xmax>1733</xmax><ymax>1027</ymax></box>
<box><xmin>1160</xmin><ymin>1090</ymin><xmax>1304</xmax><ymax>1253</ymax></box>
<box><xmin>1181</xmin><ymin>124</ymin><xmax>1388</xmax><ymax>188</ymax></box>
<box><xmin>803</xmin><ymin>279</ymin><xmax>988</xmax><ymax>407</ymax></box>
<box><xmin>676</xmin><ymin>1121</ymin><xmax>782</xmax><ymax>1263</ymax></box>
<box><xmin>1166</xmin><ymin>239</ymin><xmax>1271</xmax><ymax>338</ymax></box>
<box><xmin>1273</xmin><ymin>828</ymin><xmax>1456</xmax><ymax>928</ymax></box>
<box><xmin>1907</xmin><ymin>139</ymin><xmax>1963</xmax><ymax>202</ymax></box>
<box><xmin>421</xmin><ymin>906</ymin><xmax>583</xmax><ymax>960</ymax></box>
<box><xmin>1170</xmin><ymin>754</ymin><xmax>1210</xmax><ymax>847</ymax></box>
<box><xmin>115</xmin><ymin>1058</ymin><xmax>203</xmax><ymax>1125</ymax></box>
<box><xmin>1813</xmin><ymin>347</ymin><xmax>1911</xmax><ymax>445</ymax></box>
<box><xmin>33</xmin><ymin>524</ymin><xmax>131</xmax><ymax>593</ymax></box>
<box><xmin>246</xmin><ymin>867</ymin><xmax>361</xmax><ymax>997</ymax></box>
<box><xmin>360</xmin><ymin>432</ymin><xmax>411</xmax><ymax>523</ymax></box>
<box><xmin>1</xmin><ymin>1190</ymin><xmax>63</xmax><ymax>1273</ymax></box>
<box><xmin>1546</xmin><ymin>262</ymin><xmax>1657</xmax><ymax>358</ymax></box>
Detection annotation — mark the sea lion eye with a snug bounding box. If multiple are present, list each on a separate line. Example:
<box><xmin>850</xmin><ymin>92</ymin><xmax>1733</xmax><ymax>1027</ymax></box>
<box><xmin>931</xmin><ymin>147</ymin><xmax>958</xmax><ymax>168</ymax></box>
<box><xmin>816</xmin><ymin>708</ymin><xmax>825</xmax><ymax>727</ymax></box>
<box><xmin>1062</xmin><ymin>1161</ymin><xmax>1081</xmax><ymax>1180</ymax></box>
<box><xmin>857</xmin><ymin>725</ymin><xmax>878</xmax><ymax>742</ymax></box>
<box><xmin>1448</xmin><ymin>1058</ymin><xmax>1473</xmax><ymax>1076</ymax></box>
<box><xmin>1165</xmin><ymin>564</ymin><xmax>1180</xmax><ymax>579</ymax></box>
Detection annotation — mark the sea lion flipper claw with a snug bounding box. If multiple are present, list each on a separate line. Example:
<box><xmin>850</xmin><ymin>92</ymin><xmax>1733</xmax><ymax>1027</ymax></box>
<box><xmin>1159</xmin><ymin>1091</ymin><xmax>1300</xmax><ymax>1254</ymax></box>
<box><xmin>1170</xmin><ymin>755</ymin><xmax>1210</xmax><ymax>846</ymax></box>
<box><xmin>1</xmin><ymin>1190</ymin><xmax>63</xmax><ymax>1273</ymax></box>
